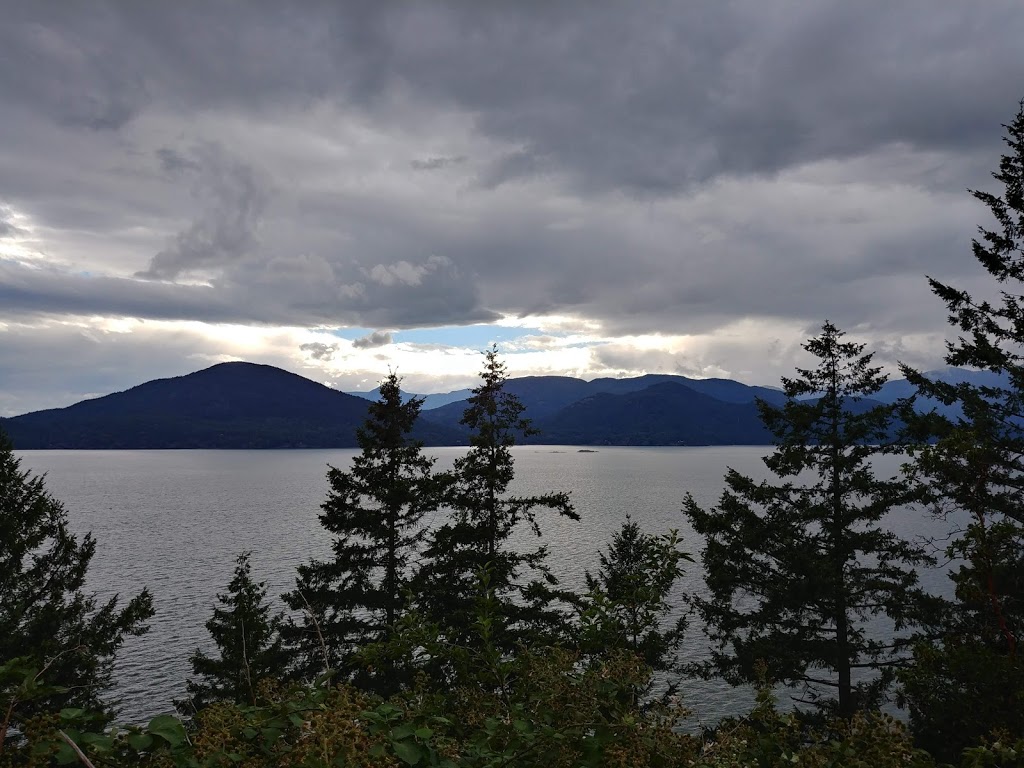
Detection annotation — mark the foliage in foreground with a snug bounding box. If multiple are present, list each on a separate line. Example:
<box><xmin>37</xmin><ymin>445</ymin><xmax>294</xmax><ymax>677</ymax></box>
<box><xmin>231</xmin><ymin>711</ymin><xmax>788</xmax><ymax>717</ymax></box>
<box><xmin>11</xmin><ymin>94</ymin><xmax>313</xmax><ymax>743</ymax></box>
<box><xmin>0</xmin><ymin>433</ymin><xmax>154</xmax><ymax>743</ymax></box>
<box><xmin>13</xmin><ymin>651</ymin><xmax>1010</xmax><ymax>768</ymax></box>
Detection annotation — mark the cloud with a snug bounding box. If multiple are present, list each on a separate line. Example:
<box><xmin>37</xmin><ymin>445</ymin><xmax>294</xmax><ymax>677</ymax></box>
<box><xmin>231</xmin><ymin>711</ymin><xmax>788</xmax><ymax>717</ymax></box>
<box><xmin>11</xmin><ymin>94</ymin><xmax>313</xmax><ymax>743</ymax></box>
<box><xmin>367</xmin><ymin>257</ymin><xmax>449</xmax><ymax>287</ymax></box>
<box><xmin>352</xmin><ymin>330</ymin><xmax>393</xmax><ymax>349</ymax></box>
<box><xmin>1</xmin><ymin>2</ymin><xmax>1022</xmax><ymax>413</ymax></box>
<box><xmin>0</xmin><ymin>208</ymin><xmax>25</xmax><ymax>237</ymax></box>
<box><xmin>410</xmin><ymin>155</ymin><xmax>466</xmax><ymax>171</ymax></box>
<box><xmin>156</xmin><ymin>147</ymin><xmax>201</xmax><ymax>174</ymax></box>
<box><xmin>299</xmin><ymin>341</ymin><xmax>338</xmax><ymax>361</ymax></box>
<box><xmin>137</xmin><ymin>144</ymin><xmax>269</xmax><ymax>280</ymax></box>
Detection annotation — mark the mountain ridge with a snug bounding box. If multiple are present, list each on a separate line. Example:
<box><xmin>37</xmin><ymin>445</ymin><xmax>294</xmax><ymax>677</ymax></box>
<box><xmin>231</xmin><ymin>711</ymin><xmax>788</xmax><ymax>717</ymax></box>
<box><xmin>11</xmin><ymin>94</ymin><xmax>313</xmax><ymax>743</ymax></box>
<box><xmin>2</xmin><ymin>361</ymin><xmax>993</xmax><ymax>449</ymax></box>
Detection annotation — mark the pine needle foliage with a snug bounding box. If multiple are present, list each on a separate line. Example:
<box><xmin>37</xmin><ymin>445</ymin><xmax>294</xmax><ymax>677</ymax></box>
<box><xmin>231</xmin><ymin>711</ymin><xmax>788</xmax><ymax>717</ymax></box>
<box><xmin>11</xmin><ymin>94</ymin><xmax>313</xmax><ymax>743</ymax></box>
<box><xmin>414</xmin><ymin>346</ymin><xmax>578</xmax><ymax>659</ymax></box>
<box><xmin>283</xmin><ymin>373</ymin><xmax>440</xmax><ymax>687</ymax></box>
<box><xmin>0</xmin><ymin>430</ymin><xmax>153</xmax><ymax>731</ymax></box>
<box><xmin>685</xmin><ymin>322</ymin><xmax>930</xmax><ymax>718</ymax></box>
<box><xmin>899</xmin><ymin>100</ymin><xmax>1024</xmax><ymax>760</ymax></box>
<box><xmin>578</xmin><ymin>518</ymin><xmax>691</xmax><ymax>700</ymax></box>
<box><xmin>181</xmin><ymin>552</ymin><xmax>287</xmax><ymax>712</ymax></box>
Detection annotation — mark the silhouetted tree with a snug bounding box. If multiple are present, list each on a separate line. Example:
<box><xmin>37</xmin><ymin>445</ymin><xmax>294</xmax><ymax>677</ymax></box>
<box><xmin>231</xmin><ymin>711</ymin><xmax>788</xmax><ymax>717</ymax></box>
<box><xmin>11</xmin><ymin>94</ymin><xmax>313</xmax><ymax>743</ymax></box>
<box><xmin>899</xmin><ymin>100</ymin><xmax>1024</xmax><ymax>761</ymax></box>
<box><xmin>181</xmin><ymin>552</ymin><xmax>287</xmax><ymax>712</ymax></box>
<box><xmin>0</xmin><ymin>430</ymin><xmax>153</xmax><ymax>733</ymax></box>
<box><xmin>685</xmin><ymin>323</ymin><xmax>929</xmax><ymax>718</ymax></box>
<box><xmin>284</xmin><ymin>373</ymin><xmax>440</xmax><ymax>688</ymax></box>
<box><xmin>578</xmin><ymin>517</ymin><xmax>690</xmax><ymax>700</ymax></box>
<box><xmin>414</xmin><ymin>346</ymin><xmax>578</xmax><ymax>661</ymax></box>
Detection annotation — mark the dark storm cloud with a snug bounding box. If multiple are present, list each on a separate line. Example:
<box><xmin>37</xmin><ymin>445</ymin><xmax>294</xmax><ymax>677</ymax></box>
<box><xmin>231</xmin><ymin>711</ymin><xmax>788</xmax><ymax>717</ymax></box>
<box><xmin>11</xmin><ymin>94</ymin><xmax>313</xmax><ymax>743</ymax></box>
<box><xmin>0</xmin><ymin>208</ymin><xmax>24</xmax><ymax>237</ymax></box>
<box><xmin>138</xmin><ymin>144</ymin><xmax>269</xmax><ymax>280</ymax></box>
<box><xmin>0</xmin><ymin>260</ymin><xmax>240</xmax><ymax>323</ymax></box>
<box><xmin>156</xmin><ymin>147</ymin><xmax>201</xmax><ymax>175</ymax></box>
<box><xmin>326</xmin><ymin>1</ymin><xmax>1024</xmax><ymax>192</ymax></box>
<box><xmin>1</xmin><ymin>251</ymin><xmax>500</xmax><ymax>329</ymax></box>
<box><xmin>352</xmin><ymin>331</ymin><xmax>393</xmax><ymax>350</ymax></box>
<box><xmin>5</xmin><ymin>2</ymin><xmax>1022</xmax><ymax>191</ymax></box>
<box><xmin>410</xmin><ymin>155</ymin><xmax>467</xmax><ymax>171</ymax></box>
<box><xmin>0</xmin><ymin>0</ymin><xmax>1022</xmax><ymax>360</ymax></box>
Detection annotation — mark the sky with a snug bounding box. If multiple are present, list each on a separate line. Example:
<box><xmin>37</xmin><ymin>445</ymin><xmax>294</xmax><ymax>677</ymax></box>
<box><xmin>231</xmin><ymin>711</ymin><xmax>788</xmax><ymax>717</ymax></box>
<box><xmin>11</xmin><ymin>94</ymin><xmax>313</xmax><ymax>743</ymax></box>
<box><xmin>2</xmin><ymin>1</ymin><xmax>1023</xmax><ymax>416</ymax></box>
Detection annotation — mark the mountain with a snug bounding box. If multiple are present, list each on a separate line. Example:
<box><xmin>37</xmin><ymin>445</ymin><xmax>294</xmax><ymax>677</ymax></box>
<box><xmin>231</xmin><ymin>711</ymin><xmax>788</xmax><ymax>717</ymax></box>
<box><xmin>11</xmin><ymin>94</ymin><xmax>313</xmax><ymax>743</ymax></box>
<box><xmin>584</xmin><ymin>374</ymin><xmax>787</xmax><ymax>405</ymax></box>
<box><xmin>872</xmin><ymin>368</ymin><xmax>1009</xmax><ymax>418</ymax></box>
<box><xmin>423</xmin><ymin>373</ymin><xmax>785</xmax><ymax>432</ymax></box>
<box><xmin>347</xmin><ymin>386</ymin><xmax>473</xmax><ymax>410</ymax></box>
<box><xmin>2</xmin><ymin>363</ymin><xmax>981</xmax><ymax>450</ymax></box>
<box><xmin>530</xmin><ymin>382</ymin><xmax>772</xmax><ymax>445</ymax></box>
<box><xmin>3</xmin><ymin>362</ymin><xmax>461</xmax><ymax>449</ymax></box>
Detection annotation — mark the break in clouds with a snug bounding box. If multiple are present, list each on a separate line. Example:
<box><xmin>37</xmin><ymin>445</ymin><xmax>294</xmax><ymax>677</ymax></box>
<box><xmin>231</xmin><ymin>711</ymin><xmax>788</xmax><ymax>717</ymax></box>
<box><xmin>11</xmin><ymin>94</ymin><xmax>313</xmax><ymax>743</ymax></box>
<box><xmin>1</xmin><ymin>1</ymin><xmax>1023</xmax><ymax>414</ymax></box>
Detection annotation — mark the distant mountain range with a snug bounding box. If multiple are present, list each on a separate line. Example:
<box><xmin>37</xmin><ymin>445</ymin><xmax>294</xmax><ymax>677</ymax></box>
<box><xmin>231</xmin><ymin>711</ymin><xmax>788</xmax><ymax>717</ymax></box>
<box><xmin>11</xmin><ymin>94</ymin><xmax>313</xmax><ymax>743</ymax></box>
<box><xmin>1</xmin><ymin>363</ymin><xmax>459</xmax><ymax>449</ymax></box>
<box><xmin>0</xmin><ymin>362</ymin><xmax>1004</xmax><ymax>450</ymax></box>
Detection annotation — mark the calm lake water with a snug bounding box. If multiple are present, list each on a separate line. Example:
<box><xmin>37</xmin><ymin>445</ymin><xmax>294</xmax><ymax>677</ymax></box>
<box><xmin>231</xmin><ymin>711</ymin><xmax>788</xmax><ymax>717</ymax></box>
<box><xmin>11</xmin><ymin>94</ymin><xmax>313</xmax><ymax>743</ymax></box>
<box><xmin>16</xmin><ymin>446</ymin><xmax>954</xmax><ymax>725</ymax></box>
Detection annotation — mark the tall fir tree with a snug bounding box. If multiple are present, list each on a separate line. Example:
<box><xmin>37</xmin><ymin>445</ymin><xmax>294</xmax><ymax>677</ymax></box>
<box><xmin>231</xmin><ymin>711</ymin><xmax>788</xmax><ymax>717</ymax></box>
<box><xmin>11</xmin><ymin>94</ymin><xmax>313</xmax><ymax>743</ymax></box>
<box><xmin>180</xmin><ymin>552</ymin><xmax>288</xmax><ymax>712</ymax></box>
<box><xmin>684</xmin><ymin>322</ymin><xmax>930</xmax><ymax>718</ymax></box>
<box><xmin>898</xmin><ymin>100</ymin><xmax>1024</xmax><ymax>760</ymax></box>
<box><xmin>0</xmin><ymin>431</ymin><xmax>153</xmax><ymax>731</ymax></box>
<box><xmin>414</xmin><ymin>346</ymin><xmax>578</xmax><ymax>660</ymax></box>
<box><xmin>283</xmin><ymin>373</ymin><xmax>439</xmax><ymax>688</ymax></box>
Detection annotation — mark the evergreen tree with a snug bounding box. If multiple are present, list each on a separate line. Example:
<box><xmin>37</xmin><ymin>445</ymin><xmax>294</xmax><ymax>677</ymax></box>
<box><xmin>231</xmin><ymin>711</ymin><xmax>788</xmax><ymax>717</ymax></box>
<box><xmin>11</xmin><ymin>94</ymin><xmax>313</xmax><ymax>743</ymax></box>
<box><xmin>898</xmin><ymin>101</ymin><xmax>1024</xmax><ymax>759</ymax></box>
<box><xmin>902</xmin><ymin>100</ymin><xmax>1024</xmax><ymax>647</ymax></box>
<box><xmin>578</xmin><ymin>518</ymin><xmax>690</xmax><ymax>699</ymax></box>
<box><xmin>0</xmin><ymin>431</ymin><xmax>153</xmax><ymax>730</ymax></box>
<box><xmin>414</xmin><ymin>346</ymin><xmax>578</xmax><ymax>658</ymax></box>
<box><xmin>181</xmin><ymin>552</ymin><xmax>288</xmax><ymax>712</ymax></box>
<box><xmin>684</xmin><ymin>323</ymin><xmax>930</xmax><ymax>718</ymax></box>
<box><xmin>283</xmin><ymin>373</ymin><xmax>439</xmax><ymax>687</ymax></box>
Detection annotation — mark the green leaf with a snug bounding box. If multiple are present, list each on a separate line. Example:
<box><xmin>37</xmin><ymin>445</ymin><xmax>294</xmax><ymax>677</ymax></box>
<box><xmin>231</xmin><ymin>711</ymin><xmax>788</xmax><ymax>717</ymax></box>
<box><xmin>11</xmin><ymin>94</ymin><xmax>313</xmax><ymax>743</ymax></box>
<box><xmin>59</xmin><ymin>707</ymin><xmax>87</xmax><ymax>721</ymax></box>
<box><xmin>391</xmin><ymin>723</ymin><xmax>415</xmax><ymax>740</ymax></box>
<box><xmin>414</xmin><ymin>727</ymin><xmax>433</xmax><ymax>740</ymax></box>
<box><xmin>147</xmin><ymin>714</ymin><xmax>187</xmax><ymax>747</ymax></box>
<box><xmin>80</xmin><ymin>732</ymin><xmax>114</xmax><ymax>751</ymax></box>
<box><xmin>393</xmin><ymin>739</ymin><xmax>423</xmax><ymax>765</ymax></box>
<box><xmin>127</xmin><ymin>732</ymin><xmax>154</xmax><ymax>751</ymax></box>
<box><xmin>53</xmin><ymin>741</ymin><xmax>80</xmax><ymax>765</ymax></box>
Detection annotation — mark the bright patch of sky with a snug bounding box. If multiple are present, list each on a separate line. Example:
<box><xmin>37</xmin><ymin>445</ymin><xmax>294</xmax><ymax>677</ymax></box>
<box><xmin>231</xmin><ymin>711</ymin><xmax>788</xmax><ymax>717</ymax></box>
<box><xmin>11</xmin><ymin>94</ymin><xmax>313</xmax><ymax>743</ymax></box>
<box><xmin>395</xmin><ymin>325</ymin><xmax>546</xmax><ymax>349</ymax></box>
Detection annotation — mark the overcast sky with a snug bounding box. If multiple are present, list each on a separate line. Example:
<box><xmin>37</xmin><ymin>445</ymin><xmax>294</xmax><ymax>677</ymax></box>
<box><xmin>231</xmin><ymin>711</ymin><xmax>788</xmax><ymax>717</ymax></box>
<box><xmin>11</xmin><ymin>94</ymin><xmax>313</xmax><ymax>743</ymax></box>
<box><xmin>2</xmin><ymin>1</ymin><xmax>1023</xmax><ymax>416</ymax></box>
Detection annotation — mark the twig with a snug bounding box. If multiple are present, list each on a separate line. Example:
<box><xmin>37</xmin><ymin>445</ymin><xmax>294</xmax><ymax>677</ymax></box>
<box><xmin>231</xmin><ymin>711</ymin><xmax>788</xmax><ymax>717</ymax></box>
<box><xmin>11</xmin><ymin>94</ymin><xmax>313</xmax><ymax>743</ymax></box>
<box><xmin>298</xmin><ymin>590</ymin><xmax>331</xmax><ymax>675</ymax></box>
<box><xmin>0</xmin><ymin>697</ymin><xmax>15</xmax><ymax>760</ymax></box>
<box><xmin>58</xmin><ymin>730</ymin><xmax>97</xmax><ymax>768</ymax></box>
<box><xmin>240</xmin><ymin>616</ymin><xmax>255</xmax><ymax>705</ymax></box>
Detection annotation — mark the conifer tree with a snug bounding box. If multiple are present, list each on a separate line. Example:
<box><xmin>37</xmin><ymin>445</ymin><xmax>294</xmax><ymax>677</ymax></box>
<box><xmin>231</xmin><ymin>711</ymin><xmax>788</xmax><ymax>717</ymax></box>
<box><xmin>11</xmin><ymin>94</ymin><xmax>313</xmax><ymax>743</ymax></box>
<box><xmin>0</xmin><ymin>431</ymin><xmax>153</xmax><ymax>729</ymax></box>
<box><xmin>414</xmin><ymin>346</ymin><xmax>578</xmax><ymax>658</ymax></box>
<box><xmin>283</xmin><ymin>373</ymin><xmax>439</xmax><ymax>687</ymax></box>
<box><xmin>685</xmin><ymin>323</ymin><xmax>930</xmax><ymax>718</ymax></box>
<box><xmin>902</xmin><ymin>100</ymin><xmax>1024</xmax><ymax>647</ymax></box>
<box><xmin>898</xmin><ymin>100</ymin><xmax>1024</xmax><ymax>759</ymax></box>
<box><xmin>181</xmin><ymin>552</ymin><xmax>287</xmax><ymax>712</ymax></box>
<box><xmin>578</xmin><ymin>518</ymin><xmax>690</xmax><ymax>698</ymax></box>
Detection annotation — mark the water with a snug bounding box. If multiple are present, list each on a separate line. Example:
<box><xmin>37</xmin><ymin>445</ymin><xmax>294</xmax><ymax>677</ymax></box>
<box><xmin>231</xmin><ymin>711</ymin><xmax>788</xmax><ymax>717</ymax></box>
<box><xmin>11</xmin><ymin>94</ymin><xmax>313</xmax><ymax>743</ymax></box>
<box><xmin>14</xmin><ymin>446</ymin><xmax>954</xmax><ymax>725</ymax></box>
